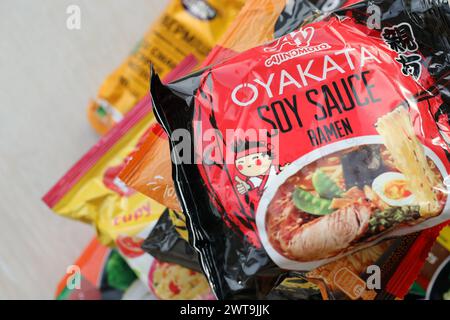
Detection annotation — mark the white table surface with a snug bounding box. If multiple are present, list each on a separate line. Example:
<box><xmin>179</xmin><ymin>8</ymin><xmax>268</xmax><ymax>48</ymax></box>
<box><xmin>0</xmin><ymin>0</ymin><xmax>168</xmax><ymax>299</ymax></box>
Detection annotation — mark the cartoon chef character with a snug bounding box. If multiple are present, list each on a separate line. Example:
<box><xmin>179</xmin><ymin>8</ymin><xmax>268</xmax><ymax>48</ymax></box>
<box><xmin>233</xmin><ymin>140</ymin><xmax>287</xmax><ymax>195</ymax></box>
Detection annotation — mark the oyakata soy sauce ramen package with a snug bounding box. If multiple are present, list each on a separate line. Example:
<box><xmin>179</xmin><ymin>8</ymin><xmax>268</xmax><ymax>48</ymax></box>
<box><xmin>88</xmin><ymin>0</ymin><xmax>245</xmax><ymax>135</ymax></box>
<box><xmin>150</xmin><ymin>0</ymin><xmax>450</xmax><ymax>299</ymax></box>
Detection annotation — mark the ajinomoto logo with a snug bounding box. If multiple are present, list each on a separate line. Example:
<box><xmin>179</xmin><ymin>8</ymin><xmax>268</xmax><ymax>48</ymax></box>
<box><xmin>264</xmin><ymin>27</ymin><xmax>331</xmax><ymax>67</ymax></box>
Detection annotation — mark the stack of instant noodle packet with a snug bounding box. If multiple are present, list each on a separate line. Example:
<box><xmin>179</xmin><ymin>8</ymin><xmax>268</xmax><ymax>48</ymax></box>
<box><xmin>43</xmin><ymin>0</ymin><xmax>450</xmax><ymax>300</ymax></box>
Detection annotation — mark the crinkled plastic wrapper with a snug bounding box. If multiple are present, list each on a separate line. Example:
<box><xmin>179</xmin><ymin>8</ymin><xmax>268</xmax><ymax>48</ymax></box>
<box><xmin>142</xmin><ymin>210</ymin><xmax>201</xmax><ymax>272</ymax></box>
<box><xmin>150</xmin><ymin>0</ymin><xmax>450</xmax><ymax>299</ymax></box>
<box><xmin>87</xmin><ymin>0</ymin><xmax>245</xmax><ymax>135</ymax></box>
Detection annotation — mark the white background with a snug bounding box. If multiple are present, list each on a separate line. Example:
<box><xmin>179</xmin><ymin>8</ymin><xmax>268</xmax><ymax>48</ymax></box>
<box><xmin>0</xmin><ymin>0</ymin><xmax>168</xmax><ymax>299</ymax></box>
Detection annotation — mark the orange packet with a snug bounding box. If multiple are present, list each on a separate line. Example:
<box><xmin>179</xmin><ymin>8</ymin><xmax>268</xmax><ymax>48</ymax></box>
<box><xmin>120</xmin><ymin>123</ymin><xmax>181</xmax><ymax>212</ymax></box>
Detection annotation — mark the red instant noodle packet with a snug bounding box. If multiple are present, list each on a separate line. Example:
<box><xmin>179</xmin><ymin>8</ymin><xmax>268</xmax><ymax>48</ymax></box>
<box><xmin>150</xmin><ymin>0</ymin><xmax>450</xmax><ymax>299</ymax></box>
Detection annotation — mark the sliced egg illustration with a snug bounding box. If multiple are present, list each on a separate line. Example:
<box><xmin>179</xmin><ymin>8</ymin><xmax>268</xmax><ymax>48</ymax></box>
<box><xmin>372</xmin><ymin>172</ymin><xmax>416</xmax><ymax>207</ymax></box>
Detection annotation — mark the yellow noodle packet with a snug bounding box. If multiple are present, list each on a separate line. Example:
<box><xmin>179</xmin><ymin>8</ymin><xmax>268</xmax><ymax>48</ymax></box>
<box><xmin>44</xmin><ymin>96</ymin><xmax>159</xmax><ymax>245</ymax></box>
<box><xmin>88</xmin><ymin>0</ymin><xmax>245</xmax><ymax>134</ymax></box>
